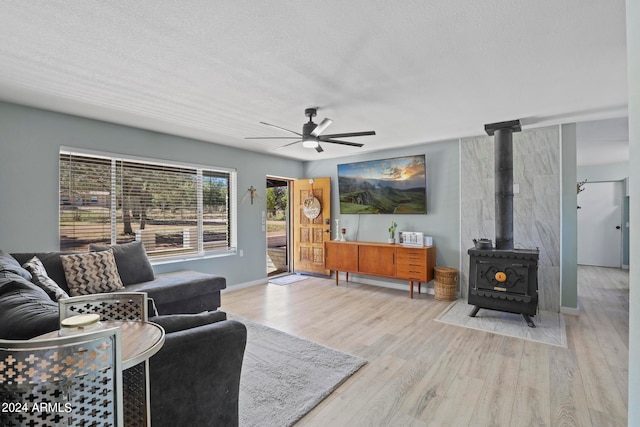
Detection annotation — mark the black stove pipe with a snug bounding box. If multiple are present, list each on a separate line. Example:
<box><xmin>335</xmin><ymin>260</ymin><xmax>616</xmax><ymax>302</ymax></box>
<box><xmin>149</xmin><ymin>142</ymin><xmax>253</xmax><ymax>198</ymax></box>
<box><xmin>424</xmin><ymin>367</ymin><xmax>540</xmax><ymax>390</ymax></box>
<box><xmin>485</xmin><ymin>120</ymin><xmax>522</xmax><ymax>250</ymax></box>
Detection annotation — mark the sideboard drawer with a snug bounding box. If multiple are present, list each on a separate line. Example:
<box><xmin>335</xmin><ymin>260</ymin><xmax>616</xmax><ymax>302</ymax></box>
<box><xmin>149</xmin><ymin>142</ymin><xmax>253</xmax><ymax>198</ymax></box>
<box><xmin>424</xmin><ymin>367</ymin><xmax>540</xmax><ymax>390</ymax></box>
<box><xmin>396</xmin><ymin>247</ymin><xmax>428</xmax><ymax>281</ymax></box>
<box><xmin>396</xmin><ymin>264</ymin><xmax>427</xmax><ymax>281</ymax></box>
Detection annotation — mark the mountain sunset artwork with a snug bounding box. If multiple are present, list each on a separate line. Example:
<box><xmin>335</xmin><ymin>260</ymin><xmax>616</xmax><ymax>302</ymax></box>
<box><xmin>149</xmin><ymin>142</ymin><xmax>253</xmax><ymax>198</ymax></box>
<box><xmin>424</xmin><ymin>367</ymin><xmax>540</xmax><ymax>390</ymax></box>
<box><xmin>338</xmin><ymin>155</ymin><xmax>427</xmax><ymax>214</ymax></box>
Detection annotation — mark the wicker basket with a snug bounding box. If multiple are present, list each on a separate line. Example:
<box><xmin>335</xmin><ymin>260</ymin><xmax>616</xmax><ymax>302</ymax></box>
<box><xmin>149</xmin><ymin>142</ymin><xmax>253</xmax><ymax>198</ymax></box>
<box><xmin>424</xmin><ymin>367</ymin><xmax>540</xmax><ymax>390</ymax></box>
<box><xmin>434</xmin><ymin>267</ymin><xmax>458</xmax><ymax>301</ymax></box>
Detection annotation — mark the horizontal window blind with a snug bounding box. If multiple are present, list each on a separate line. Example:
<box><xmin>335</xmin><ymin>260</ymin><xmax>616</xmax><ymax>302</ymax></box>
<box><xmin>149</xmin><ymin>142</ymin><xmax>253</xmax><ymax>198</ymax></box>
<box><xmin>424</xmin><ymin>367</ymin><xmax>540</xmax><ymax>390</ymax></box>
<box><xmin>59</xmin><ymin>150</ymin><xmax>235</xmax><ymax>258</ymax></box>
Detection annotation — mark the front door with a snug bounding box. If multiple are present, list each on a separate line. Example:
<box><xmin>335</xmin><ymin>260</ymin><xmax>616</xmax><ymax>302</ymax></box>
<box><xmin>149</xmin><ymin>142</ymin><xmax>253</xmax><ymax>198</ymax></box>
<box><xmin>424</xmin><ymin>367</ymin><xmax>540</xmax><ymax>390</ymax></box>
<box><xmin>292</xmin><ymin>177</ymin><xmax>331</xmax><ymax>275</ymax></box>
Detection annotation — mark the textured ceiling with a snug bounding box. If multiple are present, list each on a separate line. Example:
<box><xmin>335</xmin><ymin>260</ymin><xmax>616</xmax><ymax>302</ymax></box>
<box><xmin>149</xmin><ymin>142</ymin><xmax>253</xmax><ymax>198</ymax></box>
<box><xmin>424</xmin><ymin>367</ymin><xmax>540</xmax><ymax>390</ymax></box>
<box><xmin>0</xmin><ymin>1</ymin><xmax>629</xmax><ymax>161</ymax></box>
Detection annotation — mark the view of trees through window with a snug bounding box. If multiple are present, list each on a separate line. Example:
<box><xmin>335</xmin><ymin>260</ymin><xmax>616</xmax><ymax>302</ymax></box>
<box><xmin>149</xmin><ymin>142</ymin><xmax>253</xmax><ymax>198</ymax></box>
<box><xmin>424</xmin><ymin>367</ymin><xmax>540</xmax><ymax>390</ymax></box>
<box><xmin>59</xmin><ymin>151</ymin><xmax>234</xmax><ymax>257</ymax></box>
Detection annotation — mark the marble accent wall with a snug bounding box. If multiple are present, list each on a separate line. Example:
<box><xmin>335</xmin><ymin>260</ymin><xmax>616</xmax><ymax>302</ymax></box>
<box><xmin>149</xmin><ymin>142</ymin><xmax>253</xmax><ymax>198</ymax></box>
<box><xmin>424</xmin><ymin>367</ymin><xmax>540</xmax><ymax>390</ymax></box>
<box><xmin>460</xmin><ymin>126</ymin><xmax>561</xmax><ymax>312</ymax></box>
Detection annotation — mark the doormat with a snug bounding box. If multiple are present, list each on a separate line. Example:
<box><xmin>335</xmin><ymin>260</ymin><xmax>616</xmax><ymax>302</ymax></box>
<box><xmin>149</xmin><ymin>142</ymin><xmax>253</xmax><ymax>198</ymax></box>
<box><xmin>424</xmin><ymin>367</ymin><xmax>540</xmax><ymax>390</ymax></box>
<box><xmin>268</xmin><ymin>274</ymin><xmax>310</xmax><ymax>286</ymax></box>
<box><xmin>435</xmin><ymin>300</ymin><xmax>567</xmax><ymax>348</ymax></box>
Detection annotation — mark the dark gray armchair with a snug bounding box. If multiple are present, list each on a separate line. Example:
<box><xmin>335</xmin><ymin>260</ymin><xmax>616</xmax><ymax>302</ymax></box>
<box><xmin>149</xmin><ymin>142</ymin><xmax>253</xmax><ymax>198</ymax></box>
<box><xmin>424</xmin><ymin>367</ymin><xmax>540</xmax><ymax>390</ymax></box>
<box><xmin>149</xmin><ymin>311</ymin><xmax>247</xmax><ymax>427</ymax></box>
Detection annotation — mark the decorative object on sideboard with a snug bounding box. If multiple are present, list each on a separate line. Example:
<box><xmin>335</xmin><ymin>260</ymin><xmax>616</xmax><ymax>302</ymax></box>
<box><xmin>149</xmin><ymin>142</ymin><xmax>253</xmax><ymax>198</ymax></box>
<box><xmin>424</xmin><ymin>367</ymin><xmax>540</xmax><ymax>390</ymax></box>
<box><xmin>388</xmin><ymin>221</ymin><xmax>397</xmax><ymax>244</ymax></box>
<box><xmin>399</xmin><ymin>231</ymin><xmax>424</xmax><ymax>247</ymax></box>
<box><xmin>340</xmin><ymin>228</ymin><xmax>347</xmax><ymax>242</ymax></box>
<box><xmin>334</xmin><ymin>219</ymin><xmax>341</xmax><ymax>241</ymax></box>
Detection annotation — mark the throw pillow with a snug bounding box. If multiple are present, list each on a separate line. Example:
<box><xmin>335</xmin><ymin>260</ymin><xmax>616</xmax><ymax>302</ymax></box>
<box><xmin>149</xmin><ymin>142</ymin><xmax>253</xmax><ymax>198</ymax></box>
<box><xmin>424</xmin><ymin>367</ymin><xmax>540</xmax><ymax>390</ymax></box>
<box><xmin>22</xmin><ymin>256</ymin><xmax>70</xmax><ymax>301</ymax></box>
<box><xmin>60</xmin><ymin>250</ymin><xmax>125</xmax><ymax>296</ymax></box>
<box><xmin>88</xmin><ymin>241</ymin><xmax>155</xmax><ymax>286</ymax></box>
<box><xmin>0</xmin><ymin>249</ymin><xmax>32</xmax><ymax>280</ymax></box>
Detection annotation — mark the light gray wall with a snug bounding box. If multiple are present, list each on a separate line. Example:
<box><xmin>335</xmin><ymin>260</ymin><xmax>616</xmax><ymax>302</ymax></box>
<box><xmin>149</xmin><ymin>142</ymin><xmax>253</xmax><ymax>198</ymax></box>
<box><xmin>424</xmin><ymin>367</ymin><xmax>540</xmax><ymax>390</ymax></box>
<box><xmin>460</xmin><ymin>126</ymin><xmax>561</xmax><ymax>312</ymax></box>
<box><xmin>303</xmin><ymin>140</ymin><xmax>461</xmax><ymax>292</ymax></box>
<box><xmin>561</xmin><ymin>124</ymin><xmax>578</xmax><ymax>311</ymax></box>
<box><xmin>627</xmin><ymin>0</ymin><xmax>639</xmax><ymax>422</ymax></box>
<box><xmin>0</xmin><ymin>101</ymin><xmax>303</xmax><ymax>287</ymax></box>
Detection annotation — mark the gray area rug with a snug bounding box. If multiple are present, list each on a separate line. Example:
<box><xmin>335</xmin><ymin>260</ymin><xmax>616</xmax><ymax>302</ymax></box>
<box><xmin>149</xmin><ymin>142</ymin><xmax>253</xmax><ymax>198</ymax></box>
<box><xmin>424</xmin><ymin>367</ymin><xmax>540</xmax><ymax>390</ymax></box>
<box><xmin>435</xmin><ymin>300</ymin><xmax>567</xmax><ymax>348</ymax></box>
<box><xmin>229</xmin><ymin>315</ymin><xmax>367</xmax><ymax>427</ymax></box>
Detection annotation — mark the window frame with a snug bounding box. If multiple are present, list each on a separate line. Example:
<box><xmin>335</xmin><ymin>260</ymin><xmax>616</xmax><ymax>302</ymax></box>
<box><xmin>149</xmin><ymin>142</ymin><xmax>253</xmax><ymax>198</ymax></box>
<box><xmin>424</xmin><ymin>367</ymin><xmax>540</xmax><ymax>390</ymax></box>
<box><xmin>59</xmin><ymin>147</ymin><xmax>237</xmax><ymax>261</ymax></box>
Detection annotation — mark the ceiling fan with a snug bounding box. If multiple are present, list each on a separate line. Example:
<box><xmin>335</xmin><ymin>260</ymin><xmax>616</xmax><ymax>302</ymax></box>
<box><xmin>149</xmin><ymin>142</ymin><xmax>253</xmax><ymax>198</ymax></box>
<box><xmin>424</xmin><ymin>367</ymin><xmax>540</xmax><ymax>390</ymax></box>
<box><xmin>245</xmin><ymin>107</ymin><xmax>376</xmax><ymax>153</ymax></box>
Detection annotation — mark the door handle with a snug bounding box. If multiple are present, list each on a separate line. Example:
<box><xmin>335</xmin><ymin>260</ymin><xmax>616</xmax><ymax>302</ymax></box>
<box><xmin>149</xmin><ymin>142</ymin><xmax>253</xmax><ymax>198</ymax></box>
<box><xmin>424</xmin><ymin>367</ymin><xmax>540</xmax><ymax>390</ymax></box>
<box><xmin>616</xmin><ymin>225</ymin><xmax>621</xmax><ymax>230</ymax></box>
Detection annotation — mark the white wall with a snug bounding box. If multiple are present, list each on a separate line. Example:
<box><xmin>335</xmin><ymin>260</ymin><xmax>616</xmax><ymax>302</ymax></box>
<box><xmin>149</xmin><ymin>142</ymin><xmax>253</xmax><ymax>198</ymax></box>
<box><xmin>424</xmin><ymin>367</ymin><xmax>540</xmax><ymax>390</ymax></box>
<box><xmin>578</xmin><ymin>161</ymin><xmax>629</xmax><ymax>182</ymax></box>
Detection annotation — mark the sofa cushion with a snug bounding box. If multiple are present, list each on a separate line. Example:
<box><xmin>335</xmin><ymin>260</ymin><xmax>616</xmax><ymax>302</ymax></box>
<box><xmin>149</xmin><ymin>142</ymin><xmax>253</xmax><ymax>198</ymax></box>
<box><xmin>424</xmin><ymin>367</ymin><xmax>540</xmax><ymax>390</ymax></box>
<box><xmin>60</xmin><ymin>250</ymin><xmax>125</xmax><ymax>296</ymax></box>
<box><xmin>0</xmin><ymin>273</ymin><xmax>59</xmax><ymax>340</ymax></box>
<box><xmin>151</xmin><ymin>311</ymin><xmax>227</xmax><ymax>334</ymax></box>
<box><xmin>89</xmin><ymin>241</ymin><xmax>155</xmax><ymax>286</ymax></box>
<box><xmin>126</xmin><ymin>270</ymin><xmax>225</xmax><ymax>309</ymax></box>
<box><xmin>22</xmin><ymin>256</ymin><xmax>69</xmax><ymax>301</ymax></box>
<box><xmin>0</xmin><ymin>249</ymin><xmax>32</xmax><ymax>280</ymax></box>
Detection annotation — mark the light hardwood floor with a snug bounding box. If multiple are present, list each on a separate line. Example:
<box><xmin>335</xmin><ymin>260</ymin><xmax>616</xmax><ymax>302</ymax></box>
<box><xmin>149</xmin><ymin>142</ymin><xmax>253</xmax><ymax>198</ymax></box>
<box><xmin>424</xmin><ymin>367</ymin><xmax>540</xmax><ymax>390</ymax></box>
<box><xmin>220</xmin><ymin>266</ymin><xmax>629</xmax><ymax>426</ymax></box>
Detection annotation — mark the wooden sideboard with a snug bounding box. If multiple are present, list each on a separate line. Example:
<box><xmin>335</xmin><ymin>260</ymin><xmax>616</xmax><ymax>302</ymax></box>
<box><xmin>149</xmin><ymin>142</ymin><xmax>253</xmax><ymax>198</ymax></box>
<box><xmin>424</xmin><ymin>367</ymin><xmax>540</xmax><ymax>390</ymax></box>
<box><xmin>324</xmin><ymin>240</ymin><xmax>436</xmax><ymax>298</ymax></box>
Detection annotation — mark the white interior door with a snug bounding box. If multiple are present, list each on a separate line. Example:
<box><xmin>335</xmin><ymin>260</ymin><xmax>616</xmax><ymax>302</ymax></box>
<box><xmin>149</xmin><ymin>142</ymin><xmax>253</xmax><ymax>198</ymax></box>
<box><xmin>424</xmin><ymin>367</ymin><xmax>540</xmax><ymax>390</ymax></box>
<box><xmin>577</xmin><ymin>181</ymin><xmax>623</xmax><ymax>267</ymax></box>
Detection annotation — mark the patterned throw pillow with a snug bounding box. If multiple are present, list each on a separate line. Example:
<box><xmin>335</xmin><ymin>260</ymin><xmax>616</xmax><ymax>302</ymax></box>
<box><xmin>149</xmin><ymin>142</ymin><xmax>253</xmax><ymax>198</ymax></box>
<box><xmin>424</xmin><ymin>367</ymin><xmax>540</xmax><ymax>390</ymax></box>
<box><xmin>88</xmin><ymin>241</ymin><xmax>155</xmax><ymax>286</ymax></box>
<box><xmin>22</xmin><ymin>256</ymin><xmax>70</xmax><ymax>301</ymax></box>
<box><xmin>60</xmin><ymin>250</ymin><xmax>125</xmax><ymax>296</ymax></box>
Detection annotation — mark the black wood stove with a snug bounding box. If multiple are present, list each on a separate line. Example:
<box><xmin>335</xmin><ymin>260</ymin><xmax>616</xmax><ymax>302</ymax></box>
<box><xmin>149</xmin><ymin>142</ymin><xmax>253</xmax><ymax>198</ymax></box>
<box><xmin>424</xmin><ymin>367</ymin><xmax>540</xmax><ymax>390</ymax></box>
<box><xmin>468</xmin><ymin>120</ymin><xmax>540</xmax><ymax>327</ymax></box>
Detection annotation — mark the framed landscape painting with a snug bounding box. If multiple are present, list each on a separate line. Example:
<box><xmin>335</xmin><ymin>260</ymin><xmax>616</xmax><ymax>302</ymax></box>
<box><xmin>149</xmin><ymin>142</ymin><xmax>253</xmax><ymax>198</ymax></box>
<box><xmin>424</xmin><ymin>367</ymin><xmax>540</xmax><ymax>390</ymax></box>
<box><xmin>337</xmin><ymin>154</ymin><xmax>427</xmax><ymax>214</ymax></box>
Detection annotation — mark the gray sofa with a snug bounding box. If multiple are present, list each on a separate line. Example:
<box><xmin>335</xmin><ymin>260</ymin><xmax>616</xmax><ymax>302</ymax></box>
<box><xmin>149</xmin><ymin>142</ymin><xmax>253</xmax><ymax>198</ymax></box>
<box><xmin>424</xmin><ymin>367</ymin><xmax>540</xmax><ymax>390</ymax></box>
<box><xmin>10</xmin><ymin>241</ymin><xmax>226</xmax><ymax>316</ymax></box>
<box><xmin>0</xmin><ymin>245</ymin><xmax>246</xmax><ymax>426</ymax></box>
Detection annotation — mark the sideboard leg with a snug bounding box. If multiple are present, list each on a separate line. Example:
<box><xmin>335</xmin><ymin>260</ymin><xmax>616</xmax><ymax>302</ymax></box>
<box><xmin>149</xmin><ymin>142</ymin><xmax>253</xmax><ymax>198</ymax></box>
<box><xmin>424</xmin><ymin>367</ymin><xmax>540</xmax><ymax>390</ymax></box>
<box><xmin>335</xmin><ymin>272</ymin><xmax>339</xmax><ymax>286</ymax></box>
<box><xmin>410</xmin><ymin>281</ymin><xmax>414</xmax><ymax>299</ymax></box>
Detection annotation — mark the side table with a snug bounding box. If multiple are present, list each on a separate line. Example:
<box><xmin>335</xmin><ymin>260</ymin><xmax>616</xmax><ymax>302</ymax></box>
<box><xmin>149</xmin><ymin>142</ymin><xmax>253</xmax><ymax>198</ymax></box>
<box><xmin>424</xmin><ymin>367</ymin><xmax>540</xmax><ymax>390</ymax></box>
<box><xmin>37</xmin><ymin>320</ymin><xmax>165</xmax><ymax>426</ymax></box>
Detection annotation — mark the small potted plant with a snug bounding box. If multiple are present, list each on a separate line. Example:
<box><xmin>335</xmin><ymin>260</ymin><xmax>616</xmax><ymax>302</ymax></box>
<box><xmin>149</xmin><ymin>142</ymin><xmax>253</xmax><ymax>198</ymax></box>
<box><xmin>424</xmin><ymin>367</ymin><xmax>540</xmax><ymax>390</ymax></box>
<box><xmin>388</xmin><ymin>220</ymin><xmax>397</xmax><ymax>244</ymax></box>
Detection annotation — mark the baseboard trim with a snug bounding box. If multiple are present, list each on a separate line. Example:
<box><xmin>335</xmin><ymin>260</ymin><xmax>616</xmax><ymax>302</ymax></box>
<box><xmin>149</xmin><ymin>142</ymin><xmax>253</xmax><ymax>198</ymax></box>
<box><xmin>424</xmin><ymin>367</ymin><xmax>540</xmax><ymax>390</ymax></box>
<box><xmin>223</xmin><ymin>274</ymin><xmax>447</xmax><ymax>298</ymax></box>
<box><xmin>222</xmin><ymin>278</ymin><xmax>266</xmax><ymax>292</ymax></box>
<box><xmin>560</xmin><ymin>306</ymin><xmax>580</xmax><ymax>316</ymax></box>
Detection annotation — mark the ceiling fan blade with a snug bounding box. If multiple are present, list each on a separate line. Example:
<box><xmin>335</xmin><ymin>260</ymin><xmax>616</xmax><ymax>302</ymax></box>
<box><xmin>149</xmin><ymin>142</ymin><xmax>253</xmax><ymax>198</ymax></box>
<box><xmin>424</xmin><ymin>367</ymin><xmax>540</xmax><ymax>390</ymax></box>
<box><xmin>322</xmin><ymin>139</ymin><xmax>364</xmax><ymax>147</ymax></box>
<box><xmin>320</xmin><ymin>131</ymin><xmax>376</xmax><ymax>138</ymax></box>
<box><xmin>259</xmin><ymin>121</ymin><xmax>302</xmax><ymax>136</ymax></box>
<box><xmin>274</xmin><ymin>140</ymin><xmax>302</xmax><ymax>150</ymax></box>
<box><xmin>311</xmin><ymin>118</ymin><xmax>333</xmax><ymax>137</ymax></box>
<box><xmin>245</xmin><ymin>137</ymin><xmax>301</xmax><ymax>139</ymax></box>
<box><xmin>315</xmin><ymin>144</ymin><xmax>324</xmax><ymax>153</ymax></box>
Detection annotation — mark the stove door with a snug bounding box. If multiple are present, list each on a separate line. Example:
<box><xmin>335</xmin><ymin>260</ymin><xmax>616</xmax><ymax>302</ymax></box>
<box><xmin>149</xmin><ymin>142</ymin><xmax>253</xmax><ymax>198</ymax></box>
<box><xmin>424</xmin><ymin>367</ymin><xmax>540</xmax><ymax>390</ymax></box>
<box><xmin>472</xmin><ymin>260</ymin><xmax>530</xmax><ymax>295</ymax></box>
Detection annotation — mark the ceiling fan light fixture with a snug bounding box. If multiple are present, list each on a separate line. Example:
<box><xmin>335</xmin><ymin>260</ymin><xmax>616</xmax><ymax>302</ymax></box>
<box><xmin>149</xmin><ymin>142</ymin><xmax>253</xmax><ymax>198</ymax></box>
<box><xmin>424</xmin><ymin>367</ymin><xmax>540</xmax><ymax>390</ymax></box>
<box><xmin>302</xmin><ymin>138</ymin><xmax>318</xmax><ymax>148</ymax></box>
<box><xmin>250</xmin><ymin>107</ymin><xmax>375</xmax><ymax>153</ymax></box>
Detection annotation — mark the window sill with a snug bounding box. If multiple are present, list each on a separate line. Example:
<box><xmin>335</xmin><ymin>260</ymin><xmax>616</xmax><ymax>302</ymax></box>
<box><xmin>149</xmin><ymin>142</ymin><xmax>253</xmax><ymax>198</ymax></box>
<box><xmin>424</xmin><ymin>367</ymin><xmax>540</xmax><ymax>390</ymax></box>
<box><xmin>149</xmin><ymin>249</ymin><xmax>237</xmax><ymax>266</ymax></box>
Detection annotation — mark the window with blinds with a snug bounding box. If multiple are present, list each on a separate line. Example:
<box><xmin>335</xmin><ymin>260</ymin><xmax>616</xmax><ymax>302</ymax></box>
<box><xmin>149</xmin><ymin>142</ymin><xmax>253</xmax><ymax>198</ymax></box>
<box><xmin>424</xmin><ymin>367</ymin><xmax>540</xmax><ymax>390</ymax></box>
<box><xmin>59</xmin><ymin>150</ymin><xmax>237</xmax><ymax>258</ymax></box>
